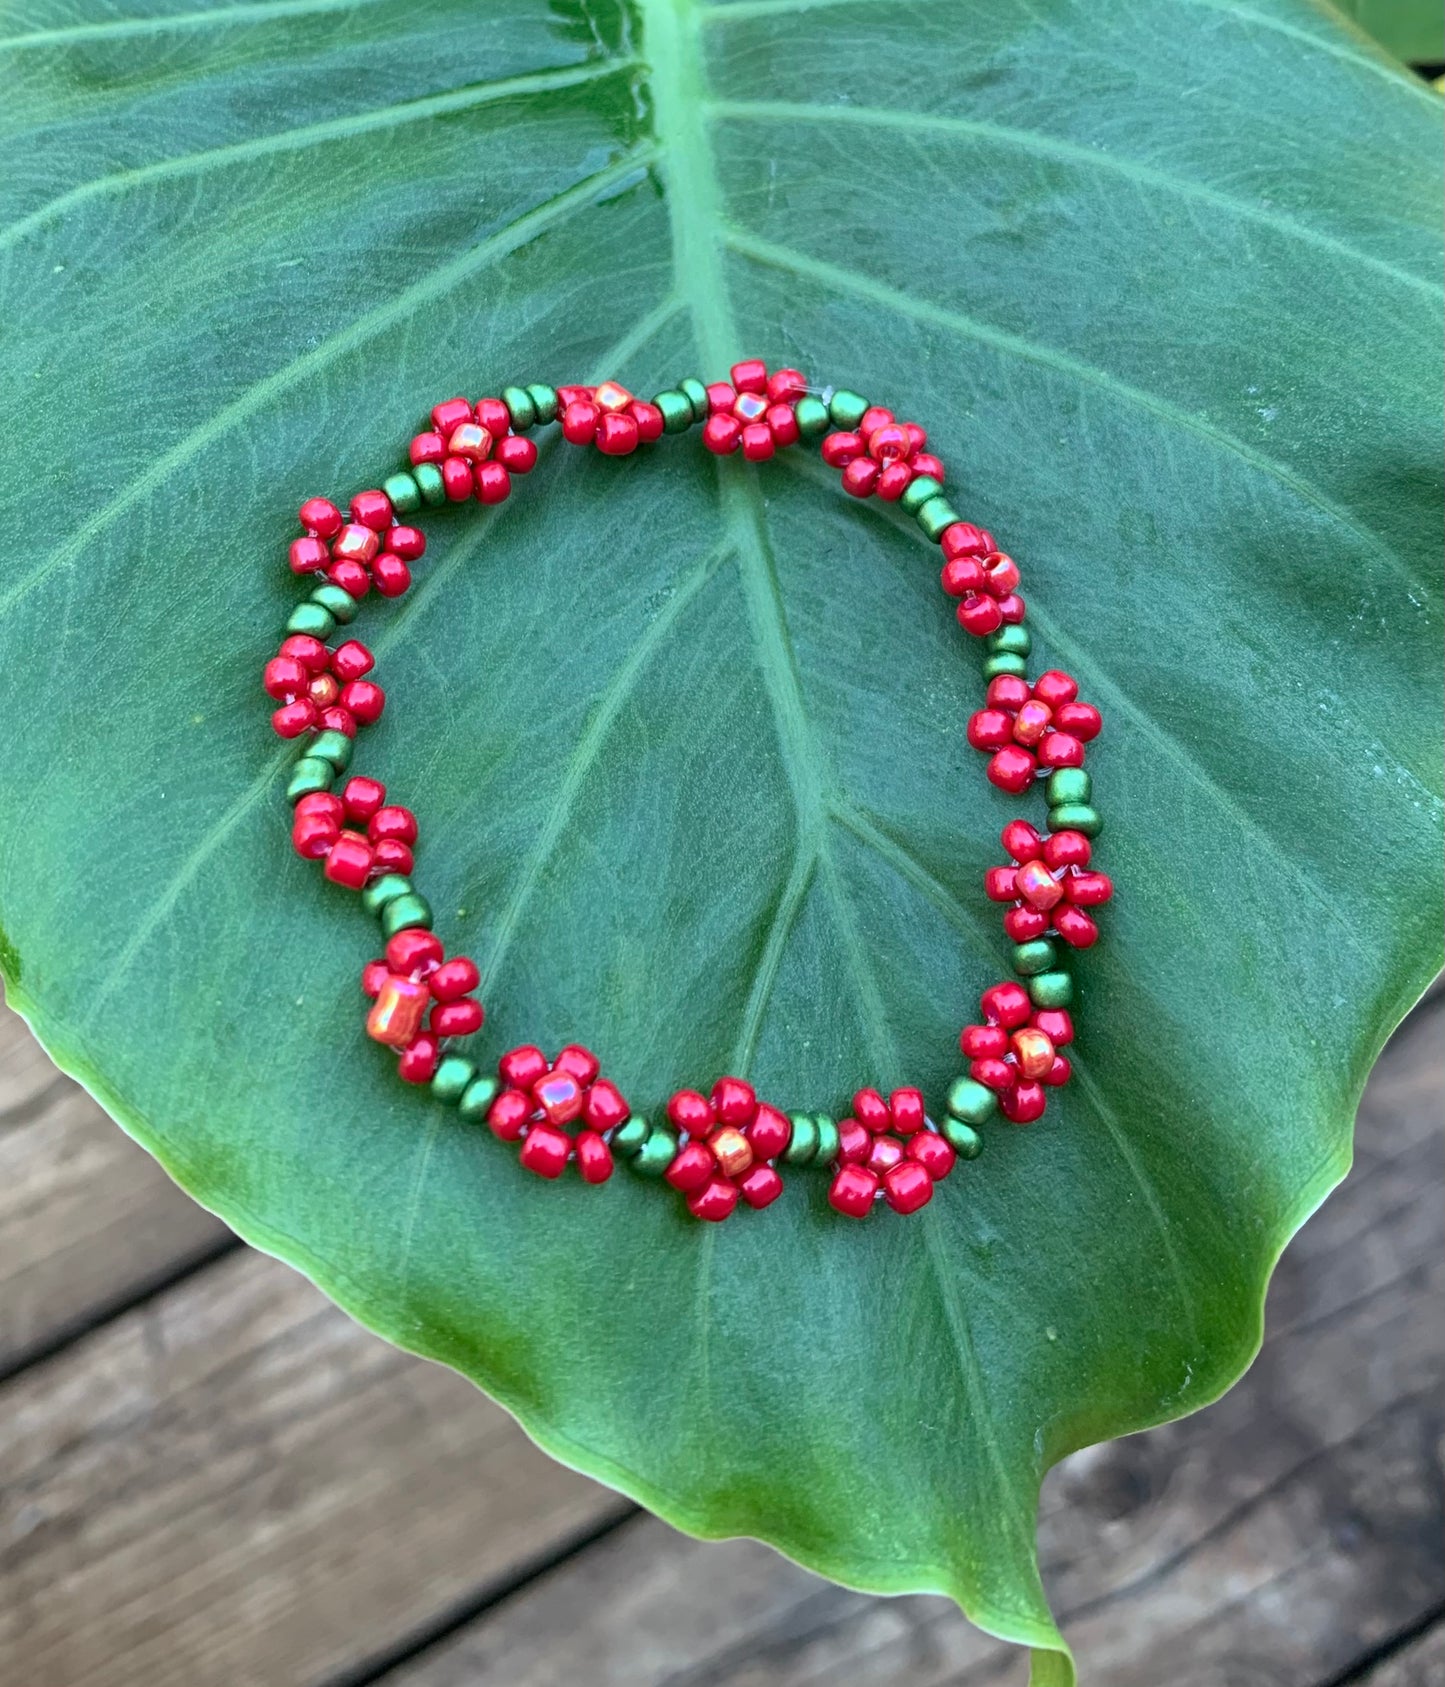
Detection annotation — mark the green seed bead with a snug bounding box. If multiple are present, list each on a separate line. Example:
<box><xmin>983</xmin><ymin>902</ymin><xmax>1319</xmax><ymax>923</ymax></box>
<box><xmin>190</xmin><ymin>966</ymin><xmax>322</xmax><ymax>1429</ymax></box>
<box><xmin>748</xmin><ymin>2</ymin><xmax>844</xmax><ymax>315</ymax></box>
<box><xmin>381</xmin><ymin>892</ymin><xmax>433</xmax><ymax>938</ymax></box>
<box><xmin>414</xmin><ymin>461</ymin><xmax>447</xmax><ymax>506</ymax></box>
<box><xmin>813</xmin><ymin>1114</ymin><xmax>839</xmax><ymax>1164</ymax></box>
<box><xmin>679</xmin><ymin>377</ymin><xmax>709</xmax><ymax>421</ymax></box>
<box><xmin>988</xmin><ymin>624</ymin><xmax>1032</xmax><ymax>657</ymax></box>
<box><xmin>361</xmin><ymin>873</ymin><xmax>412</xmax><ymax>916</ymax></box>
<box><xmin>458</xmin><ymin>1074</ymin><xmax>502</xmax><ymax>1122</ymax></box>
<box><xmin>783</xmin><ymin>1113</ymin><xmax>818</xmax><ymax>1165</ymax></box>
<box><xmin>286</xmin><ymin>602</ymin><xmax>335</xmax><ymax>639</ymax></box>
<box><xmin>946</xmin><ymin>1076</ymin><xmax>999</xmax><ymax>1126</ymax></box>
<box><xmin>942</xmin><ymin>1117</ymin><xmax>984</xmax><ymax>1158</ymax></box>
<box><xmin>310</xmin><ymin>582</ymin><xmax>357</xmax><ymax>624</ymax></box>
<box><xmin>286</xmin><ymin>756</ymin><xmax>333</xmax><ymax>801</ymax></box>
<box><xmin>983</xmin><ymin>653</ymin><xmax>1029</xmax><ymax>681</ymax></box>
<box><xmin>1013</xmin><ymin>938</ymin><xmax>1057</xmax><ymax>977</ymax></box>
<box><xmin>654</xmin><ymin>390</ymin><xmax>694</xmax><ymax>433</ymax></box>
<box><xmin>310</xmin><ymin>728</ymin><xmax>353</xmax><ymax>771</ymax></box>
<box><xmin>631</xmin><ymin>1126</ymin><xmax>678</xmax><ymax>1176</ymax></box>
<box><xmin>1029</xmin><ymin>970</ymin><xmax>1075</xmax><ymax>1009</ymax></box>
<box><xmin>610</xmin><ymin>1114</ymin><xmax>650</xmax><ymax>1157</ymax></box>
<box><xmin>1046</xmin><ymin>768</ymin><xmax>1092</xmax><ymax>807</ymax></box>
<box><xmin>899</xmin><ymin>474</ymin><xmax>941</xmax><ymax>514</ymax></box>
<box><xmin>916</xmin><ymin>496</ymin><xmax>961</xmax><ymax>542</ymax></box>
<box><xmin>431</xmin><ymin>1055</ymin><xmax>477</xmax><ymax>1104</ymax></box>
<box><xmin>526</xmin><ymin>383</ymin><xmax>558</xmax><ymax>425</ymax></box>
<box><xmin>383</xmin><ymin>471</ymin><xmax>421</xmax><ymax>514</ymax></box>
<box><xmin>793</xmin><ymin>395</ymin><xmax>830</xmax><ymax>437</ymax></box>
<box><xmin>501</xmin><ymin>385</ymin><xmax>536</xmax><ymax>430</ymax></box>
<box><xmin>1048</xmin><ymin>803</ymin><xmax>1102</xmax><ymax>838</ymax></box>
<box><xmin>828</xmin><ymin>389</ymin><xmax>868</xmax><ymax>429</ymax></box>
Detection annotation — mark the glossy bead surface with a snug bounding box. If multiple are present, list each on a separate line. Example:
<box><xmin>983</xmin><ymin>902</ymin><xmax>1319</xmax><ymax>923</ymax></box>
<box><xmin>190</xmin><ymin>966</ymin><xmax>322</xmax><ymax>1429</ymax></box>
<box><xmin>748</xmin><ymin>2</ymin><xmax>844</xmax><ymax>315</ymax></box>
<box><xmin>367</xmin><ymin>975</ymin><xmax>429</xmax><ymax>1047</ymax></box>
<box><xmin>883</xmin><ymin>1161</ymin><xmax>932</xmax><ymax>1214</ymax></box>
<box><xmin>828</xmin><ymin>1164</ymin><xmax>878</xmax><ymax>1217</ymax></box>
<box><xmin>688</xmin><ymin>1177</ymin><xmax>740</xmax><ymax>1222</ymax></box>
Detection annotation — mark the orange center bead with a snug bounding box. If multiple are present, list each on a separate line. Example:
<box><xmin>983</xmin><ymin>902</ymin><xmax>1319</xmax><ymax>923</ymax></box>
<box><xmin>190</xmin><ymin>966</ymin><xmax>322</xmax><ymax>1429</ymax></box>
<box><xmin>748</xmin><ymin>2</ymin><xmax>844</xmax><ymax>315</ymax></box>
<box><xmin>1010</xmin><ymin>1027</ymin><xmax>1056</xmax><ymax>1080</ymax></box>
<box><xmin>1012</xmin><ymin>700</ymin><xmax>1053</xmax><ymax>745</ymax></box>
<box><xmin>708</xmin><ymin>1126</ymin><xmax>754</xmax><ymax>1178</ymax></box>
<box><xmin>593</xmin><ymin>380</ymin><xmax>634</xmax><ymax>413</ymax></box>
<box><xmin>366</xmin><ymin>975</ymin><xmax>430</xmax><ymax>1048</ymax></box>
<box><xmin>1015</xmin><ymin>859</ymin><xmax>1065</xmax><ymax>911</ymax></box>
<box><xmin>534</xmin><ymin>1069</ymin><xmax>584</xmax><ymax>1126</ymax></box>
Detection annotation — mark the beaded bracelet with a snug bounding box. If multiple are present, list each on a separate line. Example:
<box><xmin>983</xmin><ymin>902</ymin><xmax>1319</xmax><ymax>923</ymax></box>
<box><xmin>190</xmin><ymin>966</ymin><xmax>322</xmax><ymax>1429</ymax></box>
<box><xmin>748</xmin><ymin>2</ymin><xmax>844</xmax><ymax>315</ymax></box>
<box><xmin>263</xmin><ymin>362</ymin><xmax>1112</xmax><ymax>1223</ymax></box>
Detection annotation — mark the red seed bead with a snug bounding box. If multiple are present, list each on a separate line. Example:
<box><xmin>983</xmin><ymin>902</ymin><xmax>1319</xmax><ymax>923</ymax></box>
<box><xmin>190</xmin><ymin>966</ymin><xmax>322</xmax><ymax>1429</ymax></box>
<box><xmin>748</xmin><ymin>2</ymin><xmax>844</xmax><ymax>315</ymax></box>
<box><xmin>1042</xmin><ymin>830</ymin><xmax>1089</xmax><ymax>868</ymax></box>
<box><xmin>372</xmin><ymin>839</ymin><xmax>414</xmax><ymax>876</ymax></box>
<box><xmin>688</xmin><ymin>1177</ymin><xmax>740</xmax><ymax>1222</ymax></box>
<box><xmin>941</xmin><ymin>557</ymin><xmax>986</xmax><ymax>596</ymax></box>
<box><xmin>292</xmin><ymin>809</ymin><xmax>340</xmax><ymax>859</ymax></box>
<box><xmin>971</xmin><ymin>1057</ymin><xmax>1015</xmax><ymax>1091</ymax></box>
<box><xmin>889</xmin><ymin>1087</ymin><xmax>925</xmax><ymax>1135</ymax></box>
<box><xmin>1067</xmin><ymin>870</ymin><xmax>1113</xmax><ymax>905</ymax></box>
<box><xmin>630</xmin><ymin>400</ymin><xmax>665</xmax><ymax>442</ymax></box>
<box><xmin>368</xmin><ymin>806</ymin><xmax>417</xmax><ymax>846</ymax></box>
<box><xmin>476</xmin><ymin>396</ymin><xmax>511</xmax><ymax>435</ymax></box>
<box><xmin>410</xmin><ymin>431</ymin><xmax>446</xmax><ymax>465</ymax></box>
<box><xmin>1004</xmin><ymin>819</ymin><xmax>1044</xmax><ymax>860</ymax></box>
<box><xmin>1054</xmin><ymin>905</ymin><xmax>1099</xmax><ymax>947</ymax></box>
<box><xmin>1032</xmin><ymin>670</ymin><xmax>1078</xmax><ymax>708</ymax></box>
<box><xmin>288</xmin><ymin>536</ymin><xmax>330</xmax><ymax>574</ymax></box>
<box><xmin>957</xmin><ymin>595</ymin><xmax>1004</xmax><ymax>636</ymax></box>
<box><xmin>1033</xmin><ymin>1008</ymin><xmax>1074</xmax><ymax>1046</ymax></box>
<box><xmin>264</xmin><ymin>655</ymin><xmax>308</xmax><ymax>699</ymax></box>
<box><xmin>836</xmin><ymin>1117</ymin><xmax>871</xmax><ymax>1163</ymax></box>
<box><xmin>299</xmin><ymin>497</ymin><xmax>343</xmax><ymax>538</ymax></box>
<box><xmin>1000</xmin><ymin>1082</ymin><xmax>1047</xmax><ymax>1124</ymax></box>
<box><xmin>553</xmin><ymin>1044</ymin><xmax>601</xmax><ymax>1086</ymax></box>
<box><xmin>323</xmin><ymin>831</ymin><xmax>372</xmax><ymax>889</ymax></box>
<box><xmin>666</xmin><ymin>1089</ymin><xmax>713</xmax><ymax>1137</ymax></box>
<box><xmin>983</xmin><ymin>554</ymin><xmax>1021</xmax><ymax>596</ymax></box>
<box><xmin>272</xmin><ymin>700</ymin><xmax>317</xmax><ymax>738</ymax></box>
<box><xmin>441</xmin><ymin>457</ymin><xmax>473</xmax><ymax>500</ymax></box>
<box><xmin>430</xmin><ymin>997</ymin><xmax>483</xmax><ymax>1037</ymax></box>
<box><xmin>820</xmin><ymin>431</ymin><xmax>863</xmax><ymax>468</ymax></box>
<box><xmin>495</xmin><ymin>434</ymin><xmax>538</xmax><ymax>473</ymax></box>
<box><xmin>767</xmin><ymin>367</ymin><xmax>807</xmax><ymax>403</ymax></box>
<box><xmin>280</xmin><ymin>634</ymin><xmax>330</xmax><ymax>672</ymax></box>
<box><xmin>941</xmin><ymin>522</ymin><xmax>994</xmax><ymax>559</ymax></box>
<box><xmin>386</xmin><ymin>927</ymin><xmax>443</xmax><ymax>975</ymax></box>
<box><xmin>988</xmin><ymin>674</ymin><xmax>1032</xmax><ymax>710</ymax></box>
<box><xmin>1040</xmin><ymin>1054</ymin><xmax>1071</xmax><ymax>1087</ymax></box>
<box><xmin>967</xmin><ymin>710</ymin><xmax>1015</xmax><ymax>751</ymax></box>
<box><xmin>746</xmin><ymin>1103</ymin><xmax>791</xmax><ymax>1161</ymax></box>
<box><xmin>350</xmin><ymin>490</ymin><xmax>392</xmax><ymax>530</ymax></box>
<box><xmin>327</xmin><ymin>640</ymin><xmax>371</xmax><ymax>682</ymax></box>
<box><xmin>432</xmin><ymin>397</ymin><xmax>473</xmax><ymax>434</ymax></box>
<box><xmin>842</xmin><ymin>457</ymin><xmax>880</xmax><ymax>497</ymax></box>
<box><xmin>1054</xmin><ymin>701</ymin><xmax>1102</xmax><ymax>741</ymax></box>
<box><xmin>296</xmin><ymin>790</ymin><xmax>343</xmax><ymax>824</ymax></box>
<box><xmin>997</xmin><ymin>593</ymin><xmax>1026</xmax><ymax>624</ymax></box>
<box><xmin>499</xmin><ymin>1044</ymin><xmax>549</xmax><ymax>1089</ymax></box>
<box><xmin>327</xmin><ymin>558</ymin><xmax>370</xmax><ymax>597</ymax></box>
<box><xmin>852</xmin><ymin>1088</ymin><xmax>890</xmax><ymax>1133</ymax></box>
<box><xmin>1038</xmin><ymin>731</ymin><xmax>1084</xmax><ymax>768</ymax></box>
<box><xmin>574</xmin><ymin>1130</ymin><xmax>614</xmax><ymax>1184</ymax></box>
<box><xmin>705</xmin><ymin>381</ymin><xmax>737</xmax><ymax>414</ymax></box>
<box><xmin>361</xmin><ymin>958</ymin><xmax>389</xmax><ymax>997</ymax></box>
<box><xmin>592</xmin><ymin>411</ymin><xmax>637</xmax><ymax>456</ymax></box>
<box><xmin>765</xmin><ymin>402</ymin><xmax>800</xmax><ymax>446</ymax></box>
<box><xmin>738</xmin><ymin>1163</ymin><xmax>783</xmax><ymax>1209</ymax></box>
<box><xmin>912</xmin><ymin>452</ymin><xmax>945</xmax><ymax>482</ymax></box>
<box><xmin>555</xmin><ymin>385</ymin><xmax>593</xmax><ymax>408</ymax></box>
<box><xmin>988</xmin><ymin>745</ymin><xmax>1037</xmax><ymax>793</ymax></box>
<box><xmin>520</xmin><ymin>1122</ymin><xmax>572</xmax><ymax>1179</ymax></box>
<box><xmin>982</xmin><ymin>980</ymin><xmax>1033</xmax><ymax>1027</ymax></box>
<box><xmin>883</xmin><ymin>1161</ymin><xmax>933</xmax><ymax>1215</ymax></box>
<box><xmin>340</xmin><ymin>680</ymin><xmax>385</xmax><ymax>724</ymax></box>
<box><xmin>372</xmin><ymin>554</ymin><xmax>411</xmax><ymax>597</ymax></box>
<box><xmin>1004</xmin><ymin>905</ymin><xmax>1051</xmax><ymax>941</ymax></box>
<box><xmin>730</xmin><ymin>358</ymin><xmax>768</xmax><ymax>394</ymax></box>
<box><xmin>909</xmin><ymin>1132</ymin><xmax>956</xmax><ymax>1180</ymax></box>
<box><xmin>985</xmin><ymin>868</ymin><xmax>1018</xmax><ymax>901</ymax></box>
<box><xmin>828</xmin><ymin>1164</ymin><xmax>878</xmax><ymax>1218</ymax></box>
<box><xmin>876</xmin><ymin>461</ymin><xmax>913</xmax><ymax>501</ymax></box>
<box><xmin>853</xmin><ymin>406</ymin><xmax>888</xmax><ymax>437</ymax></box>
<box><xmin>387</xmin><ymin>525</ymin><xmax>426</xmax><ymax>560</ymax></box>
<box><xmin>867</xmin><ymin>1135</ymin><xmax>905</xmax><ymax>1176</ymax></box>
<box><xmin>740</xmin><ymin>422</ymin><xmax>775</xmax><ymax>462</ymax></box>
<box><xmin>429</xmin><ymin>957</ymin><xmax>480</xmax><ymax>1000</ymax></box>
<box><xmin>340</xmin><ymin>776</ymin><xmax>385</xmax><ymax>822</ymax></box>
<box><xmin>960</xmin><ymin>1023</ymin><xmax>1009</xmax><ymax>1059</ymax></box>
<box><xmin>666</xmin><ymin>1141</ymin><xmax>715</xmax><ymax>1193</ymax></box>
<box><xmin>702</xmin><ymin>412</ymin><xmax>742</xmax><ymax>454</ymax></box>
<box><xmin>867</xmin><ymin>422</ymin><xmax>911</xmax><ymax>463</ymax></box>
<box><xmin>583</xmin><ymin>1078</ymin><xmax>630</xmax><ymax>1133</ymax></box>
<box><xmin>488</xmin><ymin>1088</ymin><xmax>533</xmax><ymax>1141</ymax></box>
<box><xmin>475</xmin><ymin>461</ymin><xmax>512</xmax><ymax>503</ymax></box>
<box><xmin>397</xmin><ymin>1033</ymin><xmax>440</xmax><ymax>1084</ymax></box>
<box><xmin>318</xmin><ymin>706</ymin><xmax>355</xmax><ymax>737</ymax></box>
<box><xmin>710</xmin><ymin>1076</ymin><xmax>756</xmax><ymax>1127</ymax></box>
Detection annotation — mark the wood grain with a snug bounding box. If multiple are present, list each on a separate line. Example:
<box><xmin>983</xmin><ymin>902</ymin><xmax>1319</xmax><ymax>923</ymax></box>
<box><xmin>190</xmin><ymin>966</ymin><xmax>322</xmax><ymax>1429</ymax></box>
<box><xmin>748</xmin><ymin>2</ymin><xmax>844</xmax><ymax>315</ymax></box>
<box><xmin>0</xmin><ymin>992</ymin><xmax>232</xmax><ymax>1377</ymax></box>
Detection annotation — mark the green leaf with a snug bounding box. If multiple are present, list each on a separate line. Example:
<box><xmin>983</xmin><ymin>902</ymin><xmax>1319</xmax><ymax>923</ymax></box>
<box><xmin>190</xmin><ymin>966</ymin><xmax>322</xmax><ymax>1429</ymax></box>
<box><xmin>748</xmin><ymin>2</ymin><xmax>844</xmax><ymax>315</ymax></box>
<box><xmin>1330</xmin><ymin>0</ymin><xmax>1445</xmax><ymax>64</ymax></box>
<box><xmin>0</xmin><ymin>1</ymin><xmax>1440</xmax><ymax>1677</ymax></box>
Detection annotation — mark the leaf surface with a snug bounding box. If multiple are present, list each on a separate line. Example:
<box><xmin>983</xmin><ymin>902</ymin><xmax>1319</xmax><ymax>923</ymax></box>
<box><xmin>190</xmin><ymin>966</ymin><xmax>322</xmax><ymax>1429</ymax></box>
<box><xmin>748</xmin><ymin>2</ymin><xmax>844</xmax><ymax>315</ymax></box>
<box><xmin>1</xmin><ymin>1</ymin><xmax>1441</xmax><ymax>1676</ymax></box>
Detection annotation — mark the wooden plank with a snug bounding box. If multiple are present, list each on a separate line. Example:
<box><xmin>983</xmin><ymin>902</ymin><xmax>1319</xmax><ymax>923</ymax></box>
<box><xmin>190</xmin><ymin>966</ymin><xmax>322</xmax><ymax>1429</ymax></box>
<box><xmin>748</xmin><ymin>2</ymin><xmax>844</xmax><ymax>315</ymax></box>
<box><xmin>0</xmin><ymin>990</ymin><xmax>232</xmax><ymax>1376</ymax></box>
<box><xmin>377</xmin><ymin>1002</ymin><xmax>1444</xmax><ymax>1687</ymax></box>
<box><xmin>0</xmin><ymin>1247</ymin><xmax>629</xmax><ymax>1687</ymax></box>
